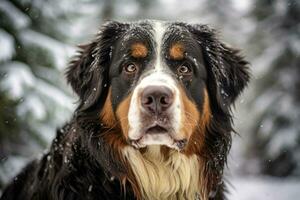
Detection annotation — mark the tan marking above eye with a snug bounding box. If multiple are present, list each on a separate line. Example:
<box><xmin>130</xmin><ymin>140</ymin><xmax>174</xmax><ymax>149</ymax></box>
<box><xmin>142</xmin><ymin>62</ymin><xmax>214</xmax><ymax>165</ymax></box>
<box><xmin>169</xmin><ymin>43</ymin><xmax>185</xmax><ymax>60</ymax></box>
<box><xmin>131</xmin><ymin>43</ymin><xmax>148</xmax><ymax>58</ymax></box>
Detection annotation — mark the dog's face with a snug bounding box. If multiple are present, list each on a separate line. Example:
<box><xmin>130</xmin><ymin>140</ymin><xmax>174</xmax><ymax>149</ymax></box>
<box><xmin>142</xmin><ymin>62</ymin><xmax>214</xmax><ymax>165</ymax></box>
<box><xmin>67</xmin><ymin>20</ymin><xmax>250</xmax><ymax>153</ymax></box>
<box><xmin>107</xmin><ymin>22</ymin><xmax>208</xmax><ymax>150</ymax></box>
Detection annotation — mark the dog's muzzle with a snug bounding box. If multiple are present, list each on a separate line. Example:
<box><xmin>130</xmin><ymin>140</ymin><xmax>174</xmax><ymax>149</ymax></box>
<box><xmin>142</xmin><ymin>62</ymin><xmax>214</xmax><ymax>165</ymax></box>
<box><xmin>127</xmin><ymin>73</ymin><xmax>187</xmax><ymax>150</ymax></box>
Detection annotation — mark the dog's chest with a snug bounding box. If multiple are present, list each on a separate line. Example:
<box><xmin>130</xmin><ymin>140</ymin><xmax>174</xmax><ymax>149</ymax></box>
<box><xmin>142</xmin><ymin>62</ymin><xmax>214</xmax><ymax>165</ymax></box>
<box><xmin>123</xmin><ymin>146</ymin><xmax>201</xmax><ymax>200</ymax></box>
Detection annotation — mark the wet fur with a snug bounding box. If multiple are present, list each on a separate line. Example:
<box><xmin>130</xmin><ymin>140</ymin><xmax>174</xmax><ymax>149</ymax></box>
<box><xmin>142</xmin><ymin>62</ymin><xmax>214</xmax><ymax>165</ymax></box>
<box><xmin>1</xmin><ymin>21</ymin><xmax>250</xmax><ymax>200</ymax></box>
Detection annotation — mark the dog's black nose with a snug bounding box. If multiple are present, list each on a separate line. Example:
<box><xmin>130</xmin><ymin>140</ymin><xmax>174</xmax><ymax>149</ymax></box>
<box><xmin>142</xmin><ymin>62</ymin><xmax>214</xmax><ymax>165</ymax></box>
<box><xmin>141</xmin><ymin>86</ymin><xmax>174</xmax><ymax>114</ymax></box>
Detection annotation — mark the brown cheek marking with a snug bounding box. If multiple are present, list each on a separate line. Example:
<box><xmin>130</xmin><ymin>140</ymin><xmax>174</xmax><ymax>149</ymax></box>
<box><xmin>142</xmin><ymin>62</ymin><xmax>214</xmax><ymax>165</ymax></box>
<box><xmin>116</xmin><ymin>94</ymin><xmax>132</xmax><ymax>140</ymax></box>
<box><xmin>169</xmin><ymin>43</ymin><xmax>185</xmax><ymax>60</ymax></box>
<box><xmin>182</xmin><ymin>88</ymin><xmax>211</xmax><ymax>156</ymax></box>
<box><xmin>179</xmin><ymin>86</ymin><xmax>200</xmax><ymax>139</ymax></box>
<box><xmin>100</xmin><ymin>87</ymin><xmax>117</xmax><ymax>127</ymax></box>
<box><xmin>131</xmin><ymin>43</ymin><xmax>148</xmax><ymax>58</ymax></box>
<box><xmin>100</xmin><ymin>90</ymin><xmax>141</xmax><ymax>199</ymax></box>
<box><xmin>201</xmin><ymin>89</ymin><xmax>211</xmax><ymax>129</ymax></box>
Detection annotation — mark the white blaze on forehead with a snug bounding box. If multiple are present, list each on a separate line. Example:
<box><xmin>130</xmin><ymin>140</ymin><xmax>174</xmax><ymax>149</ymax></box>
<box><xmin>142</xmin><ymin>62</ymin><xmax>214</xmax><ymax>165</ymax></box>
<box><xmin>126</xmin><ymin>21</ymin><xmax>183</xmax><ymax>146</ymax></box>
<box><xmin>153</xmin><ymin>21</ymin><xmax>166</xmax><ymax>70</ymax></box>
<box><xmin>135</xmin><ymin>71</ymin><xmax>176</xmax><ymax>89</ymax></box>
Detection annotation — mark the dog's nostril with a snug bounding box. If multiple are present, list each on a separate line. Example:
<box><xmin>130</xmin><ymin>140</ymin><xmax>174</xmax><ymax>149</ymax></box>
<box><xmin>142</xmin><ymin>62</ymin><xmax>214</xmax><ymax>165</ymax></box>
<box><xmin>160</xmin><ymin>96</ymin><xmax>170</xmax><ymax>106</ymax></box>
<box><xmin>144</xmin><ymin>96</ymin><xmax>154</xmax><ymax>105</ymax></box>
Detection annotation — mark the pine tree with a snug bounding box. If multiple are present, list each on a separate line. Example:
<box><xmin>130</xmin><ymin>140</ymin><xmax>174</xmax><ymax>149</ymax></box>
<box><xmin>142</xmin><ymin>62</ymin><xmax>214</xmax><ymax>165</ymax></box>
<box><xmin>245</xmin><ymin>0</ymin><xmax>300</xmax><ymax>177</ymax></box>
<box><xmin>0</xmin><ymin>0</ymin><xmax>85</xmax><ymax>189</ymax></box>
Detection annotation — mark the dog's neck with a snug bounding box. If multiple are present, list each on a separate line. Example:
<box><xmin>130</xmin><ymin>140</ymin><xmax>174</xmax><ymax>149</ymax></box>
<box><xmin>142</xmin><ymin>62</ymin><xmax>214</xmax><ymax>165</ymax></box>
<box><xmin>123</xmin><ymin>145</ymin><xmax>202</xmax><ymax>200</ymax></box>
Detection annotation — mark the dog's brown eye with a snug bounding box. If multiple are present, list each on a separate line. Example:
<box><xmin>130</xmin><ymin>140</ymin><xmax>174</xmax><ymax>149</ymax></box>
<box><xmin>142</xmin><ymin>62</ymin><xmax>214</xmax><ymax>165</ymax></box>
<box><xmin>124</xmin><ymin>63</ymin><xmax>137</xmax><ymax>74</ymax></box>
<box><xmin>177</xmin><ymin>65</ymin><xmax>191</xmax><ymax>75</ymax></box>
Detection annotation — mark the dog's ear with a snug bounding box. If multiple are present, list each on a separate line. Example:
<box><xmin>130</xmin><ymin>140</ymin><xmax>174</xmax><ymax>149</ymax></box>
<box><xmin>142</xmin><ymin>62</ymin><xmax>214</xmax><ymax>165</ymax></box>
<box><xmin>66</xmin><ymin>21</ymin><xmax>128</xmax><ymax>111</ymax></box>
<box><xmin>188</xmin><ymin>24</ymin><xmax>250</xmax><ymax>111</ymax></box>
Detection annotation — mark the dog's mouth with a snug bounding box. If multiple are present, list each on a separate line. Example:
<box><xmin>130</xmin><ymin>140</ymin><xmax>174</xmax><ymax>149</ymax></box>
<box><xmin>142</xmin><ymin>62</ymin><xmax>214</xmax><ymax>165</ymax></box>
<box><xmin>129</xmin><ymin>123</ymin><xmax>187</xmax><ymax>150</ymax></box>
<box><xmin>145</xmin><ymin>125</ymin><xmax>168</xmax><ymax>134</ymax></box>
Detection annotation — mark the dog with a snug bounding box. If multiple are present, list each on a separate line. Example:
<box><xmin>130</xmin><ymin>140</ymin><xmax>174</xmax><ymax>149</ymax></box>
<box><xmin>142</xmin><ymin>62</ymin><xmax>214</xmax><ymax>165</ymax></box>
<box><xmin>1</xmin><ymin>20</ymin><xmax>250</xmax><ymax>200</ymax></box>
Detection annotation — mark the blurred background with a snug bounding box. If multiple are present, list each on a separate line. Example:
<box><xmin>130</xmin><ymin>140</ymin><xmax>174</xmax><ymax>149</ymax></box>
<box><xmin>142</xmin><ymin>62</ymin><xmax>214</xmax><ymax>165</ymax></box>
<box><xmin>0</xmin><ymin>0</ymin><xmax>299</xmax><ymax>199</ymax></box>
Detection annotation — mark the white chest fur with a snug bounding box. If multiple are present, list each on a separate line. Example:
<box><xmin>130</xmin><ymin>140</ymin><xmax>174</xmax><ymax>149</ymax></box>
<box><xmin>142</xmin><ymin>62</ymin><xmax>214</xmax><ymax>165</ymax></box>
<box><xmin>123</xmin><ymin>146</ymin><xmax>200</xmax><ymax>200</ymax></box>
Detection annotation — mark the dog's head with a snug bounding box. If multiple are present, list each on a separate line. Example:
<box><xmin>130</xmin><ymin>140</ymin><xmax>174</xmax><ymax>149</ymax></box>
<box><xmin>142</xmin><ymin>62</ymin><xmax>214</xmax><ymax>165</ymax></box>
<box><xmin>66</xmin><ymin>20</ymin><xmax>250</xmax><ymax>153</ymax></box>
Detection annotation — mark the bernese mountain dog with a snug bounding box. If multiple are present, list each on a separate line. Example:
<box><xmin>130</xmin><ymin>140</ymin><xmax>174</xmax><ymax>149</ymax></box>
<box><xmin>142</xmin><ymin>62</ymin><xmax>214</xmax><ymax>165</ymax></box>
<box><xmin>1</xmin><ymin>20</ymin><xmax>250</xmax><ymax>200</ymax></box>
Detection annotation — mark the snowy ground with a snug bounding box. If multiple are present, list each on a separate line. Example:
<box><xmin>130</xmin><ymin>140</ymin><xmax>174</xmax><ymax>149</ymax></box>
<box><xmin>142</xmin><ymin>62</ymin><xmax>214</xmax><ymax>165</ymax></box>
<box><xmin>226</xmin><ymin>131</ymin><xmax>300</xmax><ymax>200</ymax></box>
<box><xmin>228</xmin><ymin>176</ymin><xmax>300</xmax><ymax>200</ymax></box>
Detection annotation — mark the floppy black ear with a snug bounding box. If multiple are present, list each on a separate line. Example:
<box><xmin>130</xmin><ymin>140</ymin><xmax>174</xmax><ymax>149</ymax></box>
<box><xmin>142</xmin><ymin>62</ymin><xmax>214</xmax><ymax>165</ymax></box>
<box><xmin>188</xmin><ymin>24</ymin><xmax>250</xmax><ymax>111</ymax></box>
<box><xmin>66</xmin><ymin>21</ymin><xmax>128</xmax><ymax>111</ymax></box>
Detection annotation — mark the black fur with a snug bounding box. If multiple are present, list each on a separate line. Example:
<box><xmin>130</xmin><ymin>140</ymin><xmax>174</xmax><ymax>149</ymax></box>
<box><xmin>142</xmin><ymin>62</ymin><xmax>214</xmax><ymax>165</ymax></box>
<box><xmin>1</xmin><ymin>21</ymin><xmax>250</xmax><ymax>200</ymax></box>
